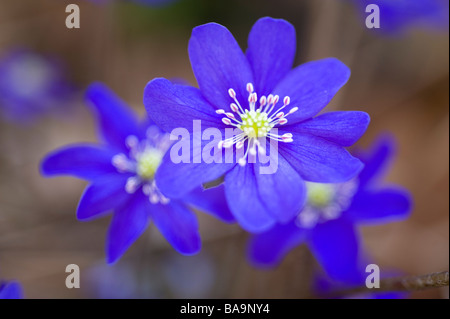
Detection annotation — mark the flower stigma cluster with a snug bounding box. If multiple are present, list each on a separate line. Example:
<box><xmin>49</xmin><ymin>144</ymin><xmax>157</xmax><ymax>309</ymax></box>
<box><xmin>216</xmin><ymin>83</ymin><xmax>298</xmax><ymax>166</ymax></box>
<box><xmin>296</xmin><ymin>180</ymin><xmax>359</xmax><ymax>228</ymax></box>
<box><xmin>111</xmin><ymin>127</ymin><xmax>172</xmax><ymax>204</ymax></box>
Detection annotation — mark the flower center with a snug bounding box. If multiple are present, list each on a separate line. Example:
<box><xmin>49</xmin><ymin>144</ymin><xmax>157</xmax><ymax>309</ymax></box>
<box><xmin>216</xmin><ymin>83</ymin><xmax>298</xmax><ymax>166</ymax></box>
<box><xmin>296</xmin><ymin>180</ymin><xmax>359</xmax><ymax>229</ymax></box>
<box><xmin>136</xmin><ymin>149</ymin><xmax>164</xmax><ymax>180</ymax></box>
<box><xmin>306</xmin><ymin>183</ymin><xmax>335</xmax><ymax>208</ymax></box>
<box><xmin>111</xmin><ymin>128</ymin><xmax>172</xmax><ymax>204</ymax></box>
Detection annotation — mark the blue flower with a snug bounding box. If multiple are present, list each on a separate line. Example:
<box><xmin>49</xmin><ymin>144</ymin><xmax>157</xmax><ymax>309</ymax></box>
<box><xmin>144</xmin><ymin>17</ymin><xmax>370</xmax><ymax>233</ymax></box>
<box><xmin>41</xmin><ymin>82</ymin><xmax>233</xmax><ymax>264</ymax></box>
<box><xmin>353</xmin><ymin>0</ymin><xmax>449</xmax><ymax>34</ymax></box>
<box><xmin>0</xmin><ymin>49</ymin><xmax>74</xmax><ymax>123</ymax></box>
<box><xmin>0</xmin><ymin>281</ymin><xmax>23</xmax><ymax>299</ymax></box>
<box><xmin>248</xmin><ymin>136</ymin><xmax>412</xmax><ymax>283</ymax></box>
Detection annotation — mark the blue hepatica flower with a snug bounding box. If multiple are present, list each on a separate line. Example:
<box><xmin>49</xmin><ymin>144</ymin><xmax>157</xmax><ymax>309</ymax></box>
<box><xmin>41</xmin><ymin>83</ymin><xmax>233</xmax><ymax>264</ymax></box>
<box><xmin>353</xmin><ymin>0</ymin><xmax>449</xmax><ymax>34</ymax></box>
<box><xmin>248</xmin><ymin>136</ymin><xmax>412</xmax><ymax>283</ymax></box>
<box><xmin>0</xmin><ymin>49</ymin><xmax>74</xmax><ymax>123</ymax></box>
<box><xmin>144</xmin><ymin>17</ymin><xmax>370</xmax><ymax>233</ymax></box>
<box><xmin>0</xmin><ymin>281</ymin><xmax>23</xmax><ymax>299</ymax></box>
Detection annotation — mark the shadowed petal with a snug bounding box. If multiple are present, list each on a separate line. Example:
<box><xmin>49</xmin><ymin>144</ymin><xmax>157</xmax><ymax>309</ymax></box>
<box><xmin>183</xmin><ymin>185</ymin><xmax>235</xmax><ymax>223</ymax></box>
<box><xmin>77</xmin><ymin>174</ymin><xmax>131</xmax><ymax>221</ymax></box>
<box><xmin>347</xmin><ymin>187</ymin><xmax>412</xmax><ymax>224</ymax></box>
<box><xmin>248</xmin><ymin>222</ymin><xmax>307</xmax><ymax>267</ymax></box>
<box><xmin>41</xmin><ymin>144</ymin><xmax>117</xmax><ymax>180</ymax></box>
<box><xmin>151</xmin><ymin>201</ymin><xmax>201</xmax><ymax>255</ymax></box>
<box><xmin>106</xmin><ymin>193</ymin><xmax>150</xmax><ymax>264</ymax></box>
<box><xmin>189</xmin><ymin>22</ymin><xmax>254</xmax><ymax>109</ymax></box>
<box><xmin>246</xmin><ymin>17</ymin><xmax>296</xmax><ymax>96</ymax></box>
<box><xmin>273</xmin><ymin>58</ymin><xmax>351</xmax><ymax>124</ymax></box>
<box><xmin>86</xmin><ymin>83</ymin><xmax>140</xmax><ymax>152</ymax></box>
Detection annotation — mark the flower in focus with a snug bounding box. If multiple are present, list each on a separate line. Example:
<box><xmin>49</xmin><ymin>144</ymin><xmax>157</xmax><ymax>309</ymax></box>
<box><xmin>352</xmin><ymin>0</ymin><xmax>449</xmax><ymax>34</ymax></box>
<box><xmin>144</xmin><ymin>17</ymin><xmax>370</xmax><ymax>233</ymax></box>
<box><xmin>248</xmin><ymin>136</ymin><xmax>412</xmax><ymax>283</ymax></box>
<box><xmin>0</xmin><ymin>281</ymin><xmax>23</xmax><ymax>299</ymax></box>
<box><xmin>0</xmin><ymin>49</ymin><xmax>74</xmax><ymax>123</ymax></box>
<box><xmin>41</xmin><ymin>83</ymin><xmax>233</xmax><ymax>264</ymax></box>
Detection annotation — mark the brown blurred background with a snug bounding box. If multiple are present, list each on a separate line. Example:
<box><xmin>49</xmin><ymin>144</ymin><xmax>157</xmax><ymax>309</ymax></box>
<box><xmin>0</xmin><ymin>0</ymin><xmax>448</xmax><ymax>298</ymax></box>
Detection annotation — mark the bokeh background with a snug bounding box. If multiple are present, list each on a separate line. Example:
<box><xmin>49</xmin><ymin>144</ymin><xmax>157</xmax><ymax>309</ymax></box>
<box><xmin>0</xmin><ymin>0</ymin><xmax>448</xmax><ymax>298</ymax></box>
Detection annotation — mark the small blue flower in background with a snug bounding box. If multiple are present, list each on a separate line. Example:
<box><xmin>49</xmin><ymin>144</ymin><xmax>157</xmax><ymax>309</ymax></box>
<box><xmin>353</xmin><ymin>0</ymin><xmax>449</xmax><ymax>34</ymax></box>
<box><xmin>144</xmin><ymin>17</ymin><xmax>370</xmax><ymax>233</ymax></box>
<box><xmin>0</xmin><ymin>281</ymin><xmax>23</xmax><ymax>299</ymax></box>
<box><xmin>41</xmin><ymin>82</ymin><xmax>234</xmax><ymax>264</ymax></box>
<box><xmin>0</xmin><ymin>49</ymin><xmax>74</xmax><ymax>123</ymax></box>
<box><xmin>248</xmin><ymin>135</ymin><xmax>412</xmax><ymax>283</ymax></box>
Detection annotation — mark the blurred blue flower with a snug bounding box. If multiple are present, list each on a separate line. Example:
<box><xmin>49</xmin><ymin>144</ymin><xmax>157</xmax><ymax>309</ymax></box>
<box><xmin>0</xmin><ymin>49</ymin><xmax>74</xmax><ymax>123</ymax></box>
<box><xmin>0</xmin><ymin>281</ymin><xmax>23</xmax><ymax>299</ymax></box>
<box><xmin>41</xmin><ymin>82</ymin><xmax>233</xmax><ymax>264</ymax></box>
<box><xmin>248</xmin><ymin>136</ymin><xmax>412</xmax><ymax>283</ymax></box>
<box><xmin>353</xmin><ymin>0</ymin><xmax>449</xmax><ymax>34</ymax></box>
<box><xmin>144</xmin><ymin>17</ymin><xmax>370</xmax><ymax>233</ymax></box>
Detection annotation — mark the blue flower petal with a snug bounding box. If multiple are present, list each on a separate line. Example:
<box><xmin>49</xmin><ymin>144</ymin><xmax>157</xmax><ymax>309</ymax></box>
<box><xmin>248</xmin><ymin>222</ymin><xmax>307</xmax><ymax>267</ymax></box>
<box><xmin>155</xmin><ymin>135</ymin><xmax>235</xmax><ymax>199</ymax></box>
<box><xmin>183</xmin><ymin>185</ymin><xmax>235</xmax><ymax>223</ymax></box>
<box><xmin>86</xmin><ymin>82</ymin><xmax>140</xmax><ymax>152</ymax></box>
<box><xmin>279</xmin><ymin>133</ymin><xmax>364</xmax><ymax>183</ymax></box>
<box><xmin>291</xmin><ymin>111</ymin><xmax>370</xmax><ymax>147</ymax></box>
<box><xmin>41</xmin><ymin>144</ymin><xmax>117</xmax><ymax>180</ymax></box>
<box><xmin>144</xmin><ymin>78</ymin><xmax>224</xmax><ymax>133</ymax></box>
<box><xmin>188</xmin><ymin>22</ymin><xmax>254</xmax><ymax>109</ymax></box>
<box><xmin>224</xmin><ymin>163</ymin><xmax>275</xmax><ymax>233</ymax></box>
<box><xmin>309</xmin><ymin>218</ymin><xmax>363</xmax><ymax>283</ymax></box>
<box><xmin>0</xmin><ymin>281</ymin><xmax>23</xmax><ymax>299</ymax></box>
<box><xmin>273</xmin><ymin>58</ymin><xmax>350</xmax><ymax>124</ymax></box>
<box><xmin>246</xmin><ymin>17</ymin><xmax>296</xmax><ymax>96</ymax></box>
<box><xmin>151</xmin><ymin>201</ymin><xmax>201</xmax><ymax>255</ymax></box>
<box><xmin>253</xmin><ymin>150</ymin><xmax>307</xmax><ymax>224</ymax></box>
<box><xmin>347</xmin><ymin>187</ymin><xmax>412</xmax><ymax>224</ymax></box>
<box><xmin>77</xmin><ymin>174</ymin><xmax>131</xmax><ymax>221</ymax></box>
<box><xmin>357</xmin><ymin>135</ymin><xmax>395</xmax><ymax>187</ymax></box>
<box><xmin>106</xmin><ymin>193</ymin><xmax>150</xmax><ymax>264</ymax></box>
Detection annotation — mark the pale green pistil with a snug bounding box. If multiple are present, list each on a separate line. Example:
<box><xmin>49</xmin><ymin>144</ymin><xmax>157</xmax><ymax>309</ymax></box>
<box><xmin>238</xmin><ymin>110</ymin><xmax>273</xmax><ymax>138</ymax></box>
<box><xmin>136</xmin><ymin>149</ymin><xmax>164</xmax><ymax>180</ymax></box>
<box><xmin>306</xmin><ymin>182</ymin><xmax>336</xmax><ymax>208</ymax></box>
